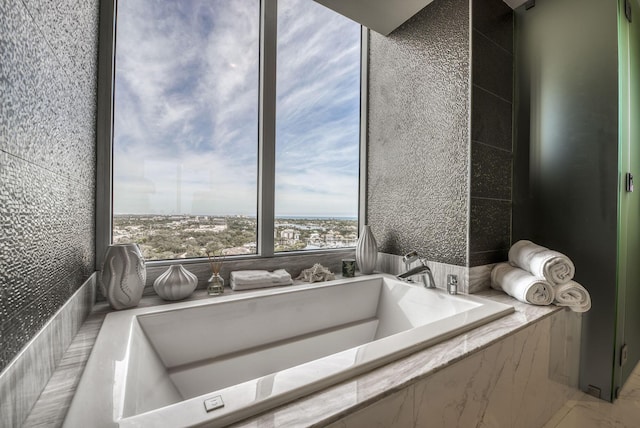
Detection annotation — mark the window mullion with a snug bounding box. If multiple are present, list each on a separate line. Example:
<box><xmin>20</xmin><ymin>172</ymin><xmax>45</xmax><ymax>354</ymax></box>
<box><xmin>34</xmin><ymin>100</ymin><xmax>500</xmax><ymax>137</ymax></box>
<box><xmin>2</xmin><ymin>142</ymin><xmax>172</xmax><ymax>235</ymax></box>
<box><xmin>96</xmin><ymin>0</ymin><xmax>117</xmax><ymax>268</ymax></box>
<box><xmin>258</xmin><ymin>0</ymin><xmax>277</xmax><ymax>257</ymax></box>
<box><xmin>358</xmin><ymin>26</ymin><xmax>368</xmax><ymax>233</ymax></box>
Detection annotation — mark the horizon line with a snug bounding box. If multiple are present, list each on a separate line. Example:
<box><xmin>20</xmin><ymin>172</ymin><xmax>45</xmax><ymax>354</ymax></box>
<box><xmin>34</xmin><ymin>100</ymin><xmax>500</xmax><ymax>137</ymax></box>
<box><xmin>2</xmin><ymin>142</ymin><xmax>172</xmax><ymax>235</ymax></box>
<box><xmin>113</xmin><ymin>214</ymin><xmax>358</xmax><ymax>220</ymax></box>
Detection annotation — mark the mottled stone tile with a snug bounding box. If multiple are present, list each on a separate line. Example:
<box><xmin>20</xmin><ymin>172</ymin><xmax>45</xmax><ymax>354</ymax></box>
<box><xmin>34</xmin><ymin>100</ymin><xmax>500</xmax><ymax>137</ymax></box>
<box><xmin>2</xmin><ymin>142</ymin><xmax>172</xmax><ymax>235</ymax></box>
<box><xmin>0</xmin><ymin>152</ymin><xmax>95</xmax><ymax>331</ymax></box>
<box><xmin>469</xmin><ymin>249</ymin><xmax>509</xmax><ymax>267</ymax></box>
<box><xmin>0</xmin><ymin>270</ymin><xmax>84</xmax><ymax>372</ymax></box>
<box><xmin>472</xmin><ymin>29</ymin><xmax>513</xmax><ymax>102</ymax></box>
<box><xmin>370</xmin><ymin>195</ymin><xmax>468</xmax><ymax>266</ymax></box>
<box><xmin>0</xmin><ymin>0</ymin><xmax>98</xmax><ymax>184</ymax></box>
<box><xmin>471</xmin><ymin>85</ymin><xmax>513</xmax><ymax>151</ymax></box>
<box><xmin>367</xmin><ymin>0</ymin><xmax>471</xmax><ymax>266</ymax></box>
<box><xmin>23</xmin><ymin>0</ymin><xmax>100</xmax><ymax>92</ymax></box>
<box><xmin>0</xmin><ymin>0</ymin><xmax>98</xmax><ymax>374</ymax></box>
<box><xmin>471</xmin><ymin>140</ymin><xmax>512</xmax><ymax>200</ymax></box>
<box><xmin>470</xmin><ymin>197</ymin><xmax>511</xmax><ymax>253</ymax></box>
<box><xmin>472</xmin><ymin>0</ymin><xmax>513</xmax><ymax>53</ymax></box>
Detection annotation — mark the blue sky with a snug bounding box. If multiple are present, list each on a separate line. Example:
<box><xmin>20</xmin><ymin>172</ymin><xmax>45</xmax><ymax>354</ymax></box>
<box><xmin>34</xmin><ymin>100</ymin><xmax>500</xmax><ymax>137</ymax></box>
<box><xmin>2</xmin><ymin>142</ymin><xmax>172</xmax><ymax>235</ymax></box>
<box><xmin>113</xmin><ymin>0</ymin><xmax>361</xmax><ymax>217</ymax></box>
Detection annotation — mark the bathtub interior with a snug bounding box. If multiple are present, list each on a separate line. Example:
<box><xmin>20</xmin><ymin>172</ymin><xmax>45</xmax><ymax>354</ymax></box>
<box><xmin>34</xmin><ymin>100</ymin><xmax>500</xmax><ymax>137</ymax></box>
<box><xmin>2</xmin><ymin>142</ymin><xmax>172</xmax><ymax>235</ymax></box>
<box><xmin>121</xmin><ymin>276</ymin><xmax>483</xmax><ymax>417</ymax></box>
<box><xmin>64</xmin><ymin>274</ymin><xmax>514</xmax><ymax>427</ymax></box>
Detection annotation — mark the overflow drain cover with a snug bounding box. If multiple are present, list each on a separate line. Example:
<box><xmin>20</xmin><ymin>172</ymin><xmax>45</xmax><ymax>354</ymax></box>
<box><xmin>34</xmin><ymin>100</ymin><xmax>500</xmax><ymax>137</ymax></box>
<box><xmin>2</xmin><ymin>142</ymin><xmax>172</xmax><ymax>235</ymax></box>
<box><xmin>204</xmin><ymin>395</ymin><xmax>225</xmax><ymax>412</ymax></box>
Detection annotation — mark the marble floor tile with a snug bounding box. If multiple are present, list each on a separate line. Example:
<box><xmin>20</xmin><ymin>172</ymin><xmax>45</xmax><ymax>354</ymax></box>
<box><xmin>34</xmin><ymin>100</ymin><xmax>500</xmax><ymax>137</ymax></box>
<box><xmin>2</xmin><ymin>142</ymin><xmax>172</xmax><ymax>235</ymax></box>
<box><xmin>544</xmin><ymin>362</ymin><xmax>640</xmax><ymax>428</ymax></box>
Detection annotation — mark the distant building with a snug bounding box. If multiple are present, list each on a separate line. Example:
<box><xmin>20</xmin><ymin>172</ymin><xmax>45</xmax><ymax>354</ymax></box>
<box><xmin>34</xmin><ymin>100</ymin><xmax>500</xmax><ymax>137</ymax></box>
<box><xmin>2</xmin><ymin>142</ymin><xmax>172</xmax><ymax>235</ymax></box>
<box><xmin>281</xmin><ymin>229</ymin><xmax>297</xmax><ymax>240</ymax></box>
<box><xmin>325</xmin><ymin>231</ymin><xmax>340</xmax><ymax>242</ymax></box>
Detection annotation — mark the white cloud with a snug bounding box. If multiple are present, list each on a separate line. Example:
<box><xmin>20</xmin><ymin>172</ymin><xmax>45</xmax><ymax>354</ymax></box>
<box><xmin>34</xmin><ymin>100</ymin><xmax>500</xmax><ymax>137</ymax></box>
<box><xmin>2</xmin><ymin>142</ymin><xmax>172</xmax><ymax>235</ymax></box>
<box><xmin>113</xmin><ymin>0</ymin><xmax>360</xmax><ymax>218</ymax></box>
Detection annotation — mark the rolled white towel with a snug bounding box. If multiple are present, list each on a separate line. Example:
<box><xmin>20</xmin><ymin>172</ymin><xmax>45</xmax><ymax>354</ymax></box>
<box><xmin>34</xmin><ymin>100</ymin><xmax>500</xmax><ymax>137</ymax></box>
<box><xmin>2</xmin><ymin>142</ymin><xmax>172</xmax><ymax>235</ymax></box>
<box><xmin>553</xmin><ymin>280</ymin><xmax>591</xmax><ymax>312</ymax></box>
<box><xmin>509</xmin><ymin>240</ymin><xmax>575</xmax><ymax>285</ymax></box>
<box><xmin>230</xmin><ymin>269</ymin><xmax>293</xmax><ymax>291</ymax></box>
<box><xmin>491</xmin><ymin>263</ymin><xmax>555</xmax><ymax>305</ymax></box>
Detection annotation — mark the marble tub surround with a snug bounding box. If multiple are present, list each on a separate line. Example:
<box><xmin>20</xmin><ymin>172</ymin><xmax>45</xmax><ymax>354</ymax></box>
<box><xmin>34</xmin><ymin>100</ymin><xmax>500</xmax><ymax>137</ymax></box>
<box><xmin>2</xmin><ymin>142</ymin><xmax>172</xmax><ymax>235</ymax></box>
<box><xmin>328</xmin><ymin>309</ymin><xmax>580</xmax><ymax>428</ymax></box>
<box><xmin>376</xmin><ymin>252</ymin><xmax>494</xmax><ymax>294</ymax></box>
<box><xmin>232</xmin><ymin>293</ymin><xmax>580</xmax><ymax>428</ymax></box>
<box><xmin>0</xmin><ymin>274</ymin><xmax>96</xmax><ymax>428</ymax></box>
<box><xmin>27</xmin><ymin>276</ymin><xmax>571</xmax><ymax>426</ymax></box>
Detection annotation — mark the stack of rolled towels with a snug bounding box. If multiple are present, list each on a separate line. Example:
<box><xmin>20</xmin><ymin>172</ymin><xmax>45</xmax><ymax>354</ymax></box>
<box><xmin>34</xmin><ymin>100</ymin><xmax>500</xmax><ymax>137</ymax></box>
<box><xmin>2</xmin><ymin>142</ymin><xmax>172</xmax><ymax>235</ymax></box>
<box><xmin>230</xmin><ymin>269</ymin><xmax>293</xmax><ymax>291</ymax></box>
<box><xmin>491</xmin><ymin>240</ymin><xmax>591</xmax><ymax>312</ymax></box>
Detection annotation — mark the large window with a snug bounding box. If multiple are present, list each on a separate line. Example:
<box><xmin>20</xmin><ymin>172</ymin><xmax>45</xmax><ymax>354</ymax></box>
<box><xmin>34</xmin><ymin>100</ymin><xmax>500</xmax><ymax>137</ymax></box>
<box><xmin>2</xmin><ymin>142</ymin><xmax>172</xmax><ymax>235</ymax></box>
<box><xmin>110</xmin><ymin>0</ymin><xmax>362</xmax><ymax>260</ymax></box>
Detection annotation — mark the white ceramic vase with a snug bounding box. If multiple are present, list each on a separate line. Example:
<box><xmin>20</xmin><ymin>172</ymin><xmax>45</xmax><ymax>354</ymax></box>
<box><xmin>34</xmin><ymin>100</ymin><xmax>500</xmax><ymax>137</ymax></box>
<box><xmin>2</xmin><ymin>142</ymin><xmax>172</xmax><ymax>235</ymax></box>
<box><xmin>100</xmin><ymin>243</ymin><xmax>146</xmax><ymax>310</ymax></box>
<box><xmin>153</xmin><ymin>264</ymin><xmax>198</xmax><ymax>301</ymax></box>
<box><xmin>356</xmin><ymin>225</ymin><xmax>378</xmax><ymax>274</ymax></box>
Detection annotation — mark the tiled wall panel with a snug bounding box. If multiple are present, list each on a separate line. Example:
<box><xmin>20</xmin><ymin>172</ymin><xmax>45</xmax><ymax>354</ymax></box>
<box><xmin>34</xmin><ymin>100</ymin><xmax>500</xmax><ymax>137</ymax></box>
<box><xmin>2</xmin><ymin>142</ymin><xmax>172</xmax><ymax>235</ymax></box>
<box><xmin>0</xmin><ymin>0</ymin><xmax>98</xmax><ymax>372</ymax></box>
<box><xmin>471</xmin><ymin>141</ymin><xmax>512</xmax><ymax>200</ymax></box>
<box><xmin>472</xmin><ymin>0</ymin><xmax>514</xmax><ymax>53</ymax></box>
<box><xmin>471</xmin><ymin>86</ymin><xmax>513</xmax><ymax>151</ymax></box>
<box><xmin>470</xmin><ymin>198</ymin><xmax>511</xmax><ymax>252</ymax></box>
<box><xmin>469</xmin><ymin>0</ymin><xmax>513</xmax><ymax>267</ymax></box>
<box><xmin>472</xmin><ymin>30</ymin><xmax>514</xmax><ymax>102</ymax></box>
<box><xmin>367</xmin><ymin>0</ymin><xmax>471</xmax><ymax>266</ymax></box>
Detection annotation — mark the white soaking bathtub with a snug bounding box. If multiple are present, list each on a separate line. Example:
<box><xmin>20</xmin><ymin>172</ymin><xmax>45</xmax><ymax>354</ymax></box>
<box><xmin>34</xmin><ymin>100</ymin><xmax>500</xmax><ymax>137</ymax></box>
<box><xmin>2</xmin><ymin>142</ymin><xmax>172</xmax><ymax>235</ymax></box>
<box><xmin>64</xmin><ymin>274</ymin><xmax>513</xmax><ymax>427</ymax></box>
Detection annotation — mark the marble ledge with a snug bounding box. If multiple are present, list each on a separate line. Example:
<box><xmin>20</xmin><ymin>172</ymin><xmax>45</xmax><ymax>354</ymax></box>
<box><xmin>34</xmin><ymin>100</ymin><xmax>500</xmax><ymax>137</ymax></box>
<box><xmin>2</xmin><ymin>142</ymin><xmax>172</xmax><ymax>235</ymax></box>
<box><xmin>0</xmin><ymin>274</ymin><xmax>96</xmax><ymax>428</ymax></box>
<box><xmin>376</xmin><ymin>252</ymin><xmax>496</xmax><ymax>294</ymax></box>
<box><xmin>25</xmin><ymin>277</ymin><xmax>566</xmax><ymax>427</ymax></box>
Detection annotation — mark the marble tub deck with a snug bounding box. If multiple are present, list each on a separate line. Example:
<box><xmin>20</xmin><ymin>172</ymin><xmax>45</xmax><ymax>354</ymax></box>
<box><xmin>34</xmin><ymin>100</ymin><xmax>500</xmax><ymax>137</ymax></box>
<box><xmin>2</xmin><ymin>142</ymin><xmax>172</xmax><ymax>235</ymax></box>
<box><xmin>25</xmin><ymin>282</ymin><xmax>567</xmax><ymax>427</ymax></box>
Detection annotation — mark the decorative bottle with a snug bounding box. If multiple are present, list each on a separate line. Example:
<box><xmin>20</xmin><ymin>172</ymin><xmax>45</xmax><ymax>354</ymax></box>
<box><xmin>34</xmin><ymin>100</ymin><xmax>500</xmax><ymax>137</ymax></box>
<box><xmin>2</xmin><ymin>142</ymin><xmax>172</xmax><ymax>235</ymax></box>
<box><xmin>207</xmin><ymin>273</ymin><xmax>225</xmax><ymax>296</ymax></box>
<box><xmin>356</xmin><ymin>225</ymin><xmax>378</xmax><ymax>274</ymax></box>
<box><xmin>153</xmin><ymin>264</ymin><xmax>198</xmax><ymax>301</ymax></box>
<box><xmin>206</xmin><ymin>251</ymin><xmax>225</xmax><ymax>296</ymax></box>
<box><xmin>100</xmin><ymin>243</ymin><xmax>146</xmax><ymax>310</ymax></box>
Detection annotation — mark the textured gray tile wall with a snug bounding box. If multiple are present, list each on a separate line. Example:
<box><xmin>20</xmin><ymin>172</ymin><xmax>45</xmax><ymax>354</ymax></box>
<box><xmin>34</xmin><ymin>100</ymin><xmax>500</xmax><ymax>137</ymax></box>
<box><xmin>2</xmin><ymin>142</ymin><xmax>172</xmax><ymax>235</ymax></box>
<box><xmin>367</xmin><ymin>0</ymin><xmax>471</xmax><ymax>266</ymax></box>
<box><xmin>0</xmin><ymin>0</ymin><xmax>98</xmax><ymax>372</ymax></box>
<box><xmin>469</xmin><ymin>0</ymin><xmax>513</xmax><ymax>266</ymax></box>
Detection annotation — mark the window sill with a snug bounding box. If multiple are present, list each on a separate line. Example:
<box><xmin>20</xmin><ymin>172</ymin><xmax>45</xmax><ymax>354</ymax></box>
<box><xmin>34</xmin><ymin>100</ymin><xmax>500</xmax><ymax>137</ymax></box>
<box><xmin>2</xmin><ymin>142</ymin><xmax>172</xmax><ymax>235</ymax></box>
<box><xmin>141</xmin><ymin>248</ymin><xmax>357</xmax><ymax>289</ymax></box>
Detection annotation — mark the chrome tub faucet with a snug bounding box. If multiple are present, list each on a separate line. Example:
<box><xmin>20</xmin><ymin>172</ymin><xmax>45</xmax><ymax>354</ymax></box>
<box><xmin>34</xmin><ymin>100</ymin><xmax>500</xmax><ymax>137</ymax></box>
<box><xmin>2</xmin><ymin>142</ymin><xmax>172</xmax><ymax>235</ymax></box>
<box><xmin>397</xmin><ymin>251</ymin><xmax>436</xmax><ymax>289</ymax></box>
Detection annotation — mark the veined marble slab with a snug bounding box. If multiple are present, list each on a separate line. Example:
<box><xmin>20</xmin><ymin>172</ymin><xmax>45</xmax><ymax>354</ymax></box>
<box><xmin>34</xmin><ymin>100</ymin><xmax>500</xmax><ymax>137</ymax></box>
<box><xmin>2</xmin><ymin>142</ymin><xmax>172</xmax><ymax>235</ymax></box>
<box><xmin>22</xmin><ymin>306</ymin><xmax>108</xmax><ymax>427</ymax></box>
<box><xmin>0</xmin><ymin>274</ymin><xmax>96</xmax><ymax>428</ymax></box>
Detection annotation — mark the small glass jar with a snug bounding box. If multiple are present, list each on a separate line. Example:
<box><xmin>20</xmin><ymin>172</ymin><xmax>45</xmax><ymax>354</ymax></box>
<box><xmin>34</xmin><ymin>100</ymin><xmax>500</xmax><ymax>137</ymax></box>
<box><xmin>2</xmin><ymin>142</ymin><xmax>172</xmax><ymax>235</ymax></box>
<box><xmin>342</xmin><ymin>258</ymin><xmax>356</xmax><ymax>278</ymax></box>
<box><xmin>207</xmin><ymin>273</ymin><xmax>225</xmax><ymax>296</ymax></box>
